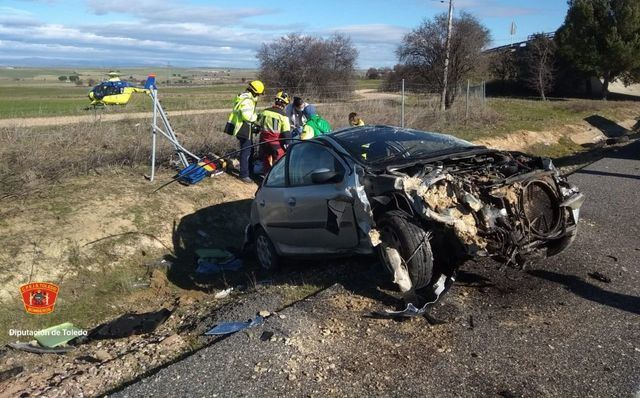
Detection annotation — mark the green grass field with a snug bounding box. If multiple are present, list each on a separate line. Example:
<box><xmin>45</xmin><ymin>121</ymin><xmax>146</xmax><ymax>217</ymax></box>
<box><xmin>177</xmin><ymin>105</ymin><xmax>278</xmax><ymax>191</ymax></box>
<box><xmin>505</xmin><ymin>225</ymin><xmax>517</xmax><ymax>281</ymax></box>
<box><xmin>0</xmin><ymin>83</ymin><xmax>250</xmax><ymax>118</ymax></box>
<box><xmin>0</xmin><ymin>67</ymin><xmax>256</xmax><ymax>117</ymax></box>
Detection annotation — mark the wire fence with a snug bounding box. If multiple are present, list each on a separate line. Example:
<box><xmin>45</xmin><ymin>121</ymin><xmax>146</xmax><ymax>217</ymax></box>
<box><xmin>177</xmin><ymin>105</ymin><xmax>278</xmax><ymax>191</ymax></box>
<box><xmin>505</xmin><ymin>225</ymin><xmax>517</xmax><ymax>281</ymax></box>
<box><xmin>0</xmin><ymin>78</ymin><xmax>491</xmax><ymax>197</ymax></box>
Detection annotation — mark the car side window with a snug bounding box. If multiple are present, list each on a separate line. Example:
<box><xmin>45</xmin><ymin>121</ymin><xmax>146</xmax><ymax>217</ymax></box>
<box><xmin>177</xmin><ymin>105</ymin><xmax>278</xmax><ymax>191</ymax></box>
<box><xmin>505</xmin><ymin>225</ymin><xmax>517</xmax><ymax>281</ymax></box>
<box><xmin>287</xmin><ymin>143</ymin><xmax>343</xmax><ymax>186</ymax></box>
<box><xmin>265</xmin><ymin>156</ymin><xmax>286</xmax><ymax>187</ymax></box>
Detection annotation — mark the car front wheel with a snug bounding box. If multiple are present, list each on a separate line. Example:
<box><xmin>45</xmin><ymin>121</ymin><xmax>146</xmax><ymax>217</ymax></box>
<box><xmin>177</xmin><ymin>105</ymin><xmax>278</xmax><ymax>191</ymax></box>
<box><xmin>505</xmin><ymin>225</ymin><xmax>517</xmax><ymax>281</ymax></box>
<box><xmin>378</xmin><ymin>211</ymin><xmax>433</xmax><ymax>290</ymax></box>
<box><xmin>255</xmin><ymin>227</ymin><xmax>279</xmax><ymax>270</ymax></box>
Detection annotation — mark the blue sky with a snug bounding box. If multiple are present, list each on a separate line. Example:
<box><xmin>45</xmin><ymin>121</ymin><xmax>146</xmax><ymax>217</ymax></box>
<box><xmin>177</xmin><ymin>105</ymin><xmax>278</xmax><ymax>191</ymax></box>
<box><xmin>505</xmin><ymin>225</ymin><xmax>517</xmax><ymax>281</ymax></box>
<box><xmin>0</xmin><ymin>0</ymin><xmax>569</xmax><ymax>68</ymax></box>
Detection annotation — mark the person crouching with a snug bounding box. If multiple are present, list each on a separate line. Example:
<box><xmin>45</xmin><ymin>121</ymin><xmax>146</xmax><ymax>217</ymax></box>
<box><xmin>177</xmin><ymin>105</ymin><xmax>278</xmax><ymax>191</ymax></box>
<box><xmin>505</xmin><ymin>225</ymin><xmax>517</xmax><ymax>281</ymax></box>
<box><xmin>258</xmin><ymin>91</ymin><xmax>291</xmax><ymax>173</ymax></box>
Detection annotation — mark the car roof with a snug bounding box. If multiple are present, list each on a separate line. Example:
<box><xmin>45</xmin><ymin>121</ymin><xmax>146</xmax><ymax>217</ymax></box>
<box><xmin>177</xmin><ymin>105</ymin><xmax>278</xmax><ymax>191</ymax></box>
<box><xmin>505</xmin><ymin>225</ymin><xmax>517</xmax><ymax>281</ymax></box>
<box><xmin>330</xmin><ymin>124</ymin><xmax>471</xmax><ymax>142</ymax></box>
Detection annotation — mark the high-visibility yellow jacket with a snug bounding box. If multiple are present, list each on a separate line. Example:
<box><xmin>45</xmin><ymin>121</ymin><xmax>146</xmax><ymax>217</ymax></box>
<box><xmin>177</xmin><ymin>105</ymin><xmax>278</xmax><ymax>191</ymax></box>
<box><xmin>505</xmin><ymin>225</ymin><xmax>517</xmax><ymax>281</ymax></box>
<box><xmin>351</xmin><ymin>118</ymin><xmax>365</xmax><ymax>126</ymax></box>
<box><xmin>228</xmin><ymin>91</ymin><xmax>258</xmax><ymax>138</ymax></box>
<box><xmin>258</xmin><ymin>106</ymin><xmax>291</xmax><ymax>143</ymax></box>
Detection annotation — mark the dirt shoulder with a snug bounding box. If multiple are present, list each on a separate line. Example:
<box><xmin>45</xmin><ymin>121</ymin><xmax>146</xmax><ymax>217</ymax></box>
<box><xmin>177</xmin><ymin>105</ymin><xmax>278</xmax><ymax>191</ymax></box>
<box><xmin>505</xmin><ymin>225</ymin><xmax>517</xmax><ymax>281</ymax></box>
<box><xmin>0</xmin><ymin>108</ymin><xmax>228</xmax><ymax>128</ymax></box>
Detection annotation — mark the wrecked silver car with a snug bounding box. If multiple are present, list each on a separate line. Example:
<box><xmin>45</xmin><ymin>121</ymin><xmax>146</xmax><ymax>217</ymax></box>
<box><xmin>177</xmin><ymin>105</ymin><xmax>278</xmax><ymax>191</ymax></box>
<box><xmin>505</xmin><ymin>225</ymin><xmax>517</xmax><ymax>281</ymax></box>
<box><xmin>247</xmin><ymin>125</ymin><xmax>584</xmax><ymax>295</ymax></box>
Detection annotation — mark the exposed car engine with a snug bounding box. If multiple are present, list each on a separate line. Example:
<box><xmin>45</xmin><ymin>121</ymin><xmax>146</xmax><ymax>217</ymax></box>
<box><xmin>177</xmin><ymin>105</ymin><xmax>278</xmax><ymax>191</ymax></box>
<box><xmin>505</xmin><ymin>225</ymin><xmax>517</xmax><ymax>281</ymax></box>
<box><xmin>365</xmin><ymin>150</ymin><xmax>583</xmax><ymax>272</ymax></box>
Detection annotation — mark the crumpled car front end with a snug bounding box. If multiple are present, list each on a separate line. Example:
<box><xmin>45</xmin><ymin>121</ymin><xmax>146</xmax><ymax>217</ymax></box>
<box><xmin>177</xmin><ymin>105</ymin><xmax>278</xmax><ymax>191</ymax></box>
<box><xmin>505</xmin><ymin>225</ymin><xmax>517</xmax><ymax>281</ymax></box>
<box><xmin>364</xmin><ymin>149</ymin><xmax>584</xmax><ymax>272</ymax></box>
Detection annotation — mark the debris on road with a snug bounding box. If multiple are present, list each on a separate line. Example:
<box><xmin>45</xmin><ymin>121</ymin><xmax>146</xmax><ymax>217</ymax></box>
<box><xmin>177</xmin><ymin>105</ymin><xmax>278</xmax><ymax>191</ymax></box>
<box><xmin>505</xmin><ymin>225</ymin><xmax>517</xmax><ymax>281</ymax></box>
<box><xmin>89</xmin><ymin>308</ymin><xmax>172</xmax><ymax>340</ymax></box>
<box><xmin>34</xmin><ymin>322</ymin><xmax>84</xmax><ymax>348</ymax></box>
<box><xmin>372</xmin><ymin>274</ymin><xmax>454</xmax><ymax>318</ymax></box>
<box><xmin>195</xmin><ymin>258</ymin><xmax>242</xmax><ymax>274</ymax></box>
<box><xmin>195</xmin><ymin>248</ymin><xmax>242</xmax><ymax>274</ymax></box>
<box><xmin>195</xmin><ymin>248</ymin><xmax>234</xmax><ymax>261</ymax></box>
<box><xmin>204</xmin><ymin>315</ymin><xmax>264</xmax><ymax>336</ymax></box>
<box><xmin>588</xmin><ymin>271</ymin><xmax>612</xmax><ymax>283</ymax></box>
<box><xmin>7</xmin><ymin>342</ymin><xmax>75</xmax><ymax>354</ymax></box>
<box><xmin>376</xmin><ymin>303</ymin><xmax>428</xmax><ymax>318</ymax></box>
<box><xmin>0</xmin><ymin>366</ymin><xmax>23</xmax><ymax>383</ymax></box>
<box><xmin>214</xmin><ymin>288</ymin><xmax>234</xmax><ymax>299</ymax></box>
<box><xmin>260</xmin><ymin>331</ymin><xmax>275</xmax><ymax>341</ymax></box>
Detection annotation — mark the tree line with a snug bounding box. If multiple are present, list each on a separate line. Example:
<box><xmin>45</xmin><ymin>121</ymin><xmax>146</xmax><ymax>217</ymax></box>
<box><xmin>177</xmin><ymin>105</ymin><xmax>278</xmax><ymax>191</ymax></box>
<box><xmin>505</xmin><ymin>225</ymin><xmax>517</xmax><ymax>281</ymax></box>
<box><xmin>256</xmin><ymin>0</ymin><xmax>640</xmax><ymax>105</ymax></box>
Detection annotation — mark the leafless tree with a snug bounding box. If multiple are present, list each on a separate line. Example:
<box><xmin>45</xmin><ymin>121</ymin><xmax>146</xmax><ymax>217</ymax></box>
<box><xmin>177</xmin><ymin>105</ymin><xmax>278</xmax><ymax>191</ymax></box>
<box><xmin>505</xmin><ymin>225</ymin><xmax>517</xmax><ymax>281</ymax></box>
<box><xmin>256</xmin><ymin>33</ymin><xmax>357</xmax><ymax>98</ymax></box>
<box><xmin>396</xmin><ymin>12</ymin><xmax>490</xmax><ymax>108</ymax></box>
<box><xmin>525</xmin><ymin>33</ymin><xmax>556</xmax><ymax>101</ymax></box>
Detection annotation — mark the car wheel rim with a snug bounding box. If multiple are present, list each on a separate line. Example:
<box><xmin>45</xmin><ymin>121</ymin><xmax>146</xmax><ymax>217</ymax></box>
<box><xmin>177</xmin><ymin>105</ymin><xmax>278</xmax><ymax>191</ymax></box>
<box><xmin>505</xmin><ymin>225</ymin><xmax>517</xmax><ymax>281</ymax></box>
<box><xmin>256</xmin><ymin>235</ymin><xmax>272</xmax><ymax>269</ymax></box>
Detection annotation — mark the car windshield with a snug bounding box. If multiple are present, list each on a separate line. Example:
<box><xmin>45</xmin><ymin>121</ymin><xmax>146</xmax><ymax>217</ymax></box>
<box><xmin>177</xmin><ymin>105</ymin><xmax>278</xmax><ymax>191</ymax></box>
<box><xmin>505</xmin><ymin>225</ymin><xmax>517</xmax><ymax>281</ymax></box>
<box><xmin>331</xmin><ymin>125</ymin><xmax>479</xmax><ymax>165</ymax></box>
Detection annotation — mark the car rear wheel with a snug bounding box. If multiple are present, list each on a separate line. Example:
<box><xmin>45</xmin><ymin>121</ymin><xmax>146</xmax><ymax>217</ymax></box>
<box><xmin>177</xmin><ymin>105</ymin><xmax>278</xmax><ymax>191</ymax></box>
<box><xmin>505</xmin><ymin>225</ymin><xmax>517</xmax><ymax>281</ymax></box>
<box><xmin>377</xmin><ymin>211</ymin><xmax>433</xmax><ymax>290</ymax></box>
<box><xmin>255</xmin><ymin>227</ymin><xmax>279</xmax><ymax>270</ymax></box>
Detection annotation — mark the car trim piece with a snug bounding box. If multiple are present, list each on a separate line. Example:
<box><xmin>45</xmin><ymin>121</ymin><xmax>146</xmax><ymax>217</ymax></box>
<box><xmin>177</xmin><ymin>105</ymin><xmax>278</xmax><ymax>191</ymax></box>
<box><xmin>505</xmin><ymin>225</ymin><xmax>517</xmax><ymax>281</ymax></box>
<box><xmin>266</xmin><ymin>221</ymin><xmax>354</xmax><ymax>229</ymax></box>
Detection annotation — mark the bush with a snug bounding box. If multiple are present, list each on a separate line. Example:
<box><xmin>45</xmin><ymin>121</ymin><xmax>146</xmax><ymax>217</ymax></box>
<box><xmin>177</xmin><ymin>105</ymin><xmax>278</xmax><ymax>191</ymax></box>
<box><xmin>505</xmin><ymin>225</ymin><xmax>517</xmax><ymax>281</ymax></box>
<box><xmin>366</xmin><ymin>68</ymin><xmax>380</xmax><ymax>79</ymax></box>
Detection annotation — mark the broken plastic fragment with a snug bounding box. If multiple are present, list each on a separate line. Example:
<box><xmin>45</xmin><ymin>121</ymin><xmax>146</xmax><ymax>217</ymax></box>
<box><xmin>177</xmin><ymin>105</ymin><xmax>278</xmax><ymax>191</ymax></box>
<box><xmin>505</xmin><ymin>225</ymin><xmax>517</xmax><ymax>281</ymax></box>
<box><xmin>8</xmin><ymin>342</ymin><xmax>74</xmax><ymax>354</ymax></box>
<box><xmin>195</xmin><ymin>258</ymin><xmax>242</xmax><ymax>274</ymax></box>
<box><xmin>373</xmin><ymin>274</ymin><xmax>454</xmax><ymax>318</ymax></box>
<box><xmin>260</xmin><ymin>331</ymin><xmax>275</xmax><ymax>341</ymax></box>
<box><xmin>34</xmin><ymin>322</ymin><xmax>84</xmax><ymax>348</ymax></box>
<box><xmin>214</xmin><ymin>288</ymin><xmax>233</xmax><ymax>299</ymax></box>
<box><xmin>204</xmin><ymin>315</ymin><xmax>264</xmax><ymax>336</ymax></box>
<box><xmin>588</xmin><ymin>272</ymin><xmax>611</xmax><ymax>283</ymax></box>
<box><xmin>195</xmin><ymin>248</ymin><xmax>234</xmax><ymax>262</ymax></box>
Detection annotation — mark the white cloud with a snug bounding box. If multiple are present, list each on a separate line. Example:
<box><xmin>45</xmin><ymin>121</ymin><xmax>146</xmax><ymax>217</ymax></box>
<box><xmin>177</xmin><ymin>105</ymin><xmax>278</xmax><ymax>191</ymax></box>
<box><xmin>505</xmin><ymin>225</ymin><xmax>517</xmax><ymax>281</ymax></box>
<box><xmin>85</xmin><ymin>0</ymin><xmax>275</xmax><ymax>25</ymax></box>
<box><xmin>0</xmin><ymin>5</ymin><xmax>406</xmax><ymax>67</ymax></box>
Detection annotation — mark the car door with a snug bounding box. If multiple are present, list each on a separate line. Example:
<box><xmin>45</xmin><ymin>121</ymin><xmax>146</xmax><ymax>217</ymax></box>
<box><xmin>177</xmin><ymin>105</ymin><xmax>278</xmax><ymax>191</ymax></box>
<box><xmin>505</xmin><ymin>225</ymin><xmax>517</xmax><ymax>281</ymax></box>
<box><xmin>277</xmin><ymin>142</ymin><xmax>359</xmax><ymax>252</ymax></box>
<box><xmin>254</xmin><ymin>155</ymin><xmax>293</xmax><ymax>246</ymax></box>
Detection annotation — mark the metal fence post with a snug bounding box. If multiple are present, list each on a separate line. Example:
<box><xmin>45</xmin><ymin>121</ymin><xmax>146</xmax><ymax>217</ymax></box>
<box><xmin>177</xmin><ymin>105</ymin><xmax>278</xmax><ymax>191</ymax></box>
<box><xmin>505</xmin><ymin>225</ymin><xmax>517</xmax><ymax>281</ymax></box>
<box><xmin>150</xmin><ymin>88</ymin><xmax>157</xmax><ymax>182</ymax></box>
<box><xmin>401</xmin><ymin>79</ymin><xmax>405</xmax><ymax>128</ymax></box>
<box><xmin>466</xmin><ymin>80</ymin><xmax>470</xmax><ymax>119</ymax></box>
<box><xmin>482</xmin><ymin>80</ymin><xmax>486</xmax><ymax>103</ymax></box>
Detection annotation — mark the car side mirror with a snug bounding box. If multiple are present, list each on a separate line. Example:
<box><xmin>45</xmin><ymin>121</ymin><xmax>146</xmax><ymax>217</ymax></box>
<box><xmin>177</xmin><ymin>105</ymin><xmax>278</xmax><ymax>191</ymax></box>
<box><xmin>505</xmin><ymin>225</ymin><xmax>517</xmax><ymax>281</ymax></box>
<box><xmin>310</xmin><ymin>168</ymin><xmax>343</xmax><ymax>184</ymax></box>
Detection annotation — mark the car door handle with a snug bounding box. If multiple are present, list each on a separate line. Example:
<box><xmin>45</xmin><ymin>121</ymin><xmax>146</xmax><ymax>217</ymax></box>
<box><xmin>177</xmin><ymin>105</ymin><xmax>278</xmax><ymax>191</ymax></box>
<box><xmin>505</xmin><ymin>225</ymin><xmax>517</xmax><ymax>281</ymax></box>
<box><xmin>258</xmin><ymin>199</ymin><xmax>265</xmax><ymax>207</ymax></box>
<box><xmin>287</xmin><ymin>197</ymin><xmax>296</xmax><ymax>207</ymax></box>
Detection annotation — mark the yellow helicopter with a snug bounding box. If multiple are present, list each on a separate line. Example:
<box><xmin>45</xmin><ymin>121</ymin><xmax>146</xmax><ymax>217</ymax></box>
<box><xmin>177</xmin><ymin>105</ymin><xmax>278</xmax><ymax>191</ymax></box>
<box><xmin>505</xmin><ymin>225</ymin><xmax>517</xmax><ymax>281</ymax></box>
<box><xmin>88</xmin><ymin>72</ymin><xmax>155</xmax><ymax>106</ymax></box>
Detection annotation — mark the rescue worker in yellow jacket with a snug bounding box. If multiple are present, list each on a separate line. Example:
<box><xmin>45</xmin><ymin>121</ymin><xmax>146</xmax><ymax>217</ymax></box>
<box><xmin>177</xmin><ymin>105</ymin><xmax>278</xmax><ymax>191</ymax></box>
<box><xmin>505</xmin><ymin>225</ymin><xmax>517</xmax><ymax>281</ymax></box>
<box><xmin>348</xmin><ymin>112</ymin><xmax>365</xmax><ymax>126</ymax></box>
<box><xmin>258</xmin><ymin>91</ymin><xmax>291</xmax><ymax>173</ymax></box>
<box><xmin>226</xmin><ymin>80</ymin><xmax>264</xmax><ymax>183</ymax></box>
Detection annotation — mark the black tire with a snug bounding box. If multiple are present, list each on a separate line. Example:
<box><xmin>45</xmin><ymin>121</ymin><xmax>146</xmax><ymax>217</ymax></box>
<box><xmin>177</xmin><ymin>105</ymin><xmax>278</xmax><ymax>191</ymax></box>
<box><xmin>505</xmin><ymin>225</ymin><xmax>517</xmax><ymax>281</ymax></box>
<box><xmin>377</xmin><ymin>211</ymin><xmax>433</xmax><ymax>290</ymax></box>
<box><xmin>255</xmin><ymin>227</ymin><xmax>279</xmax><ymax>270</ymax></box>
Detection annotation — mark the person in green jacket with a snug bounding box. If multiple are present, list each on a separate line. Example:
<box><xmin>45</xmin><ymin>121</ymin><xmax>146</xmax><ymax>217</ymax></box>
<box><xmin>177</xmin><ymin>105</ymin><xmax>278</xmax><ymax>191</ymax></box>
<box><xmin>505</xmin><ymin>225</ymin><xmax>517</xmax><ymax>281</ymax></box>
<box><xmin>300</xmin><ymin>111</ymin><xmax>332</xmax><ymax>140</ymax></box>
<box><xmin>226</xmin><ymin>80</ymin><xmax>264</xmax><ymax>183</ymax></box>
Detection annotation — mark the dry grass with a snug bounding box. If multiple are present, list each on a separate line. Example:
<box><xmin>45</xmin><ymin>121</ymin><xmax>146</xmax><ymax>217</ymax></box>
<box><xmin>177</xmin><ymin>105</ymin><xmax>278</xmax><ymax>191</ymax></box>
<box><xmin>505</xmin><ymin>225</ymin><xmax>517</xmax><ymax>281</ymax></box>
<box><xmin>319</xmin><ymin>95</ymin><xmax>500</xmax><ymax>141</ymax></box>
<box><xmin>0</xmin><ymin>113</ymin><xmax>236</xmax><ymax>199</ymax></box>
<box><xmin>2</xmin><ymin>96</ymin><xmax>638</xmax><ymax>200</ymax></box>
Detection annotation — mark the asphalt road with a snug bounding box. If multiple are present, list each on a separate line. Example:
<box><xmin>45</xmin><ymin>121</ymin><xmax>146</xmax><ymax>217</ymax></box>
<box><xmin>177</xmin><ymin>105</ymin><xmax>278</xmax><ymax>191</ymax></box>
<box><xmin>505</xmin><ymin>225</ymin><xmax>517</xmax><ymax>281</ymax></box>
<box><xmin>113</xmin><ymin>141</ymin><xmax>640</xmax><ymax>398</ymax></box>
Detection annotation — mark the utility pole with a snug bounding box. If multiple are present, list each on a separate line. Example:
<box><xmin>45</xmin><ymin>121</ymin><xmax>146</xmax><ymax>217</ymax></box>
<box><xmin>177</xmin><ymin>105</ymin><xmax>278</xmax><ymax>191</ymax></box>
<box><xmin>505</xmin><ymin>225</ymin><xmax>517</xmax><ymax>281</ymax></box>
<box><xmin>401</xmin><ymin>78</ymin><xmax>405</xmax><ymax>127</ymax></box>
<box><xmin>440</xmin><ymin>0</ymin><xmax>454</xmax><ymax>112</ymax></box>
